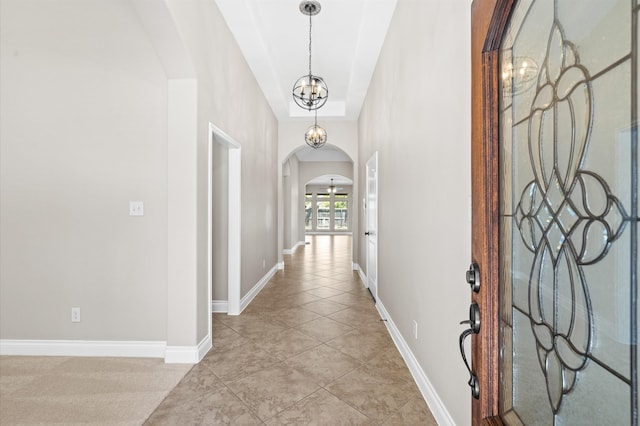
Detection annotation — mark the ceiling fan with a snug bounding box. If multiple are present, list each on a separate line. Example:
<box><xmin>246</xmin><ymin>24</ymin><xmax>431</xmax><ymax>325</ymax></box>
<box><xmin>327</xmin><ymin>178</ymin><xmax>344</xmax><ymax>194</ymax></box>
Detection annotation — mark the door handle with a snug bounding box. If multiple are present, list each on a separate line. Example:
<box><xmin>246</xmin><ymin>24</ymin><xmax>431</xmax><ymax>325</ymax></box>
<box><xmin>365</xmin><ymin>232</ymin><xmax>370</xmax><ymax>236</ymax></box>
<box><xmin>466</xmin><ymin>262</ymin><xmax>480</xmax><ymax>293</ymax></box>
<box><xmin>459</xmin><ymin>302</ymin><xmax>480</xmax><ymax>399</ymax></box>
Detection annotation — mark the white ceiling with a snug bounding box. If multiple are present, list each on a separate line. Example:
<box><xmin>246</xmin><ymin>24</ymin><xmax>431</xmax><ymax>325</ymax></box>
<box><xmin>294</xmin><ymin>144</ymin><xmax>351</xmax><ymax>162</ymax></box>
<box><xmin>307</xmin><ymin>174</ymin><xmax>353</xmax><ymax>186</ymax></box>
<box><xmin>214</xmin><ymin>0</ymin><xmax>398</xmax><ymax>122</ymax></box>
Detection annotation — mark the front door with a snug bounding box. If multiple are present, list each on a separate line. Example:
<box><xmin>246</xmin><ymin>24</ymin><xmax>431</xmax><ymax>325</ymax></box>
<box><xmin>470</xmin><ymin>0</ymin><xmax>638</xmax><ymax>424</ymax></box>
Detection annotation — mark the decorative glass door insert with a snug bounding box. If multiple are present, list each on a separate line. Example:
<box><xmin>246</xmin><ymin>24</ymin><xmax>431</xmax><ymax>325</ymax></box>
<box><xmin>498</xmin><ymin>0</ymin><xmax>638</xmax><ymax>424</ymax></box>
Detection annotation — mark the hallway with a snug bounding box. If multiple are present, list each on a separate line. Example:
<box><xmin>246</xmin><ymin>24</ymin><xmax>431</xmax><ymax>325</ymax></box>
<box><xmin>145</xmin><ymin>235</ymin><xmax>436</xmax><ymax>424</ymax></box>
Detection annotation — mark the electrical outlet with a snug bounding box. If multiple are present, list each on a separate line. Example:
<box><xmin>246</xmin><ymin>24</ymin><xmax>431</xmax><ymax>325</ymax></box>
<box><xmin>413</xmin><ymin>320</ymin><xmax>418</xmax><ymax>340</ymax></box>
<box><xmin>71</xmin><ymin>307</ymin><xmax>81</xmax><ymax>323</ymax></box>
<box><xmin>262</xmin><ymin>259</ymin><xmax>266</xmax><ymax>268</ymax></box>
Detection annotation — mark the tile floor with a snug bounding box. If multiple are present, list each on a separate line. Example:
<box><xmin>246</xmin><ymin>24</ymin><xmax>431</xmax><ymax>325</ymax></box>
<box><xmin>145</xmin><ymin>235</ymin><xmax>437</xmax><ymax>425</ymax></box>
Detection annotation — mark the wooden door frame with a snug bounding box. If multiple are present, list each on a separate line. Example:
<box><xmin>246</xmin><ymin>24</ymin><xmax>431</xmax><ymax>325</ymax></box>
<box><xmin>470</xmin><ymin>0</ymin><xmax>515</xmax><ymax>424</ymax></box>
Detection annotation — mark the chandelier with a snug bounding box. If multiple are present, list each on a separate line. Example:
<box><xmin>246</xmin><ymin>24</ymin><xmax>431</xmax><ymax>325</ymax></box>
<box><xmin>305</xmin><ymin>111</ymin><xmax>327</xmax><ymax>149</ymax></box>
<box><xmin>327</xmin><ymin>178</ymin><xmax>337</xmax><ymax>194</ymax></box>
<box><xmin>292</xmin><ymin>1</ymin><xmax>328</xmax><ymax>111</ymax></box>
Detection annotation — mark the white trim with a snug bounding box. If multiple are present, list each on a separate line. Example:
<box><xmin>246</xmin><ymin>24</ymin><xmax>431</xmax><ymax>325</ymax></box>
<box><xmin>375</xmin><ymin>301</ymin><xmax>456</xmax><ymax>426</ymax></box>
<box><xmin>211</xmin><ymin>300</ymin><xmax>229</xmax><ymax>313</ymax></box>
<box><xmin>164</xmin><ymin>346</ymin><xmax>197</xmax><ymax>364</ymax></box>
<box><xmin>355</xmin><ymin>263</ymin><xmax>367</xmax><ymax>287</ymax></box>
<box><xmin>282</xmin><ymin>240</ymin><xmax>306</xmax><ymax>255</ymax></box>
<box><xmin>197</xmin><ymin>334</ymin><xmax>212</xmax><ymax>361</ymax></box>
<box><xmin>165</xmin><ymin>334</ymin><xmax>210</xmax><ymax>364</ymax></box>
<box><xmin>238</xmin><ymin>264</ymin><xmax>279</xmax><ymax>314</ymax></box>
<box><xmin>351</xmin><ymin>262</ymin><xmax>358</xmax><ymax>271</ymax></box>
<box><xmin>0</xmin><ymin>339</ymin><xmax>166</xmax><ymax>359</ymax></box>
<box><xmin>207</xmin><ymin>125</ymin><xmax>213</xmax><ymax>358</ymax></box>
<box><xmin>209</xmin><ymin>123</ymin><xmax>242</xmax><ymax>316</ymax></box>
<box><xmin>277</xmin><ymin>261</ymin><xmax>285</xmax><ymax>270</ymax></box>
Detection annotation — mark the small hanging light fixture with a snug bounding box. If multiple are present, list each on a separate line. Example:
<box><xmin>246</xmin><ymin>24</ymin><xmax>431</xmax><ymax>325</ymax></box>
<box><xmin>327</xmin><ymin>178</ymin><xmax>337</xmax><ymax>194</ymax></box>
<box><xmin>305</xmin><ymin>110</ymin><xmax>327</xmax><ymax>149</ymax></box>
<box><xmin>292</xmin><ymin>1</ymin><xmax>328</xmax><ymax>111</ymax></box>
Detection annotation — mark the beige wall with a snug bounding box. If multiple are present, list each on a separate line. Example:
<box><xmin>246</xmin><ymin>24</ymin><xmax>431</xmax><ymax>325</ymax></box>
<box><xmin>165</xmin><ymin>0</ymin><xmax>278</xmax><ymax>324</ymax></box>
<box><xmin>0</xmin><ymin>0</ymin><xmax>169</xmax><ymax>341</ymax></box>
<box><xmin>0</xmin><ymin>0</ymin><xmax>278</xmax><ymax>351</ymax></box>
<box><xmin>357</xmin><ymin>0</ymin><xmax>472</xmax><ymax>424</ymax></box>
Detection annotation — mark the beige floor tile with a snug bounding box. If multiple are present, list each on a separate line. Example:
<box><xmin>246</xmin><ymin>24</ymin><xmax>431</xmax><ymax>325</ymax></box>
<box><xmin>200</xmin><ymin>342</ymin><xmax>280</xmax><ymax>382</ymax></box>
<box><xmin>265</xmin><ymin>388</ymin><xmax>373</xmax><ymax>425</ymax></box>
<box><xmin>145</xmin><ymin>387</ymin><xmax>262</xmax><ymax>425</ymax></box>
<box><xmin>217</xmin><ymin>312</ymin><xmax>288</xmax><ymax>338</ymax></box>
<box><xmin>249</xmin><ymin>328</ymin><xmax>321</xmax><ymax>361</ymax></box>
<box><xmin>327</xmin><ymin>292</ymin><xmax>374</xmax><ymax>306</ymax></box>
<box><xmin>304</xmin><ymin>286</ymin><xmax>346</xmax><ymax>298</ymax></box>
<box><xmin>295</xmin><ymin>316</ymin><xmax>354</xmax><ymax>342</ymax></box>
<box><xmin>364</xmin><ymin>348</ymin><xmax>415</xmax><ymax>384</ymax></box>
<box><xmin>279</xmin><ymin>292</ymin><xmax>323</xmax><ymax>308</ymax></box>
<box><xmin>263</xmin><ymin>306</ymin><xmax>322</xmax><ymax>327</ymax></box>
<box><xmin>211</xmin><ymin>321</ymin><xmax>244</xmax><ymax>348</ymax></box>
<box><xmin>301</xmin><ymin>299</ymin><xmax>348</xmax><ymax>316</ymax></box>
<box><xmin>325</xmin><ymin>367</ymin><xmax>416</xmax><ymax>422</ymax></box>
<box><xmin>284</xmin><ymin>344</ymin><xmax>362</xmax><ymax>387</ymax></box>
<box><xmin>381</xmin><ymin>397</ymin><xmax>438</xmax><ymax>425</ymax></box>
<box><xmin>328</xmin><ymin>306</ymin><xmax>384</xmax><ymax>327</ymax></box>
<box><xmin>326</xmin><ymin>326</ymin><xmax>394</xmax><ymax>362</ymax></box>
<box><xmin>226</xmin><ymin>363</ymin><xmax>320</xmax><ymax>421</ymax></box>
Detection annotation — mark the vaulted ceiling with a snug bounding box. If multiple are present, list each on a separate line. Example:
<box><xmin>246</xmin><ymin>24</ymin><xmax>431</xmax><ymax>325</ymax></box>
<box><xmin>214</xmin><ymin>0</ymin><xmax>398</xmax><ymax>123</ymax></box>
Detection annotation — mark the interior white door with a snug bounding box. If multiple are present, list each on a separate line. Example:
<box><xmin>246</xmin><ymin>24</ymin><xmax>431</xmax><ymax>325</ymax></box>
<box><xmin>365</xmin><ymin>152</ymin><xmax>378</xmax><ymax>301</ymax></box>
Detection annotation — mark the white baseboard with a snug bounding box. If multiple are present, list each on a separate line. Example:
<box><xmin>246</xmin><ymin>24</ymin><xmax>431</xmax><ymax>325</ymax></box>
<box><xmin>197</xmin><ymin>334</ymin><xmax>212</xmax><ymax>361</ymax></box>
<box><xmin>0</xmin><ymin>339</ymin><xmax>166</xmax><ymax>359</ymax></box>
<box><xmin>354</xmin><ymin>263</ymin><xmax>367</xmax><ymax>287</ymax></box>
<box><xmin>283</xmin><ymin>240</ymin><xmax>306</xmax><ymax>255</ymax></box>
<box><xmin>239</xmin><ymin>264</ymin><xmax>278</xmax><ymax>313</ymax></box>
<box><xmin>375</xmin><ymin>301</ymin><xmax>456</xmax><ymax>426</ymax></box>
<box><xmin>1</xmin><ymin>335</ymin><xmax>210</xmax><ymax>365</ymax></box>
<box><xmin>165</xmin><ymin>334</ymin><xmax>211</xmax><ymax>364</ymax></box>
<box><xmin>210</xmin><ymin>262</ymin><xmax>280</xmax><ymax>314</ymax></box>
<box><xmin>211</xmin><ymin>300</ymin><xmax>228</xmax><ymax>313</ymax></box>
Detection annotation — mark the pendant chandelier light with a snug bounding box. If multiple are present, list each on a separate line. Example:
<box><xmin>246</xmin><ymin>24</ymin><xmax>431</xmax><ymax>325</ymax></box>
<box><xmin>305</xmin><ymin>110</ymin><xmax>327</xmax><ymax>149</ymax></box>
<box><xmin>292</xmin><ymin>1</ymin><xmax>328</xmax><ymax>111</ymax></box>
<box><xmin>327</xmin><ymin>178</ymin><xmax>337</xmax><ymax>194</ymax></box>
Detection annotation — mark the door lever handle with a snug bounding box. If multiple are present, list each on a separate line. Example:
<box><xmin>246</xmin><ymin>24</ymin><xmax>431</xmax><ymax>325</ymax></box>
<box><xmin>458</xmin><ymin>303</ymin><xmax>480</xmax><ymax>399</ymax></box>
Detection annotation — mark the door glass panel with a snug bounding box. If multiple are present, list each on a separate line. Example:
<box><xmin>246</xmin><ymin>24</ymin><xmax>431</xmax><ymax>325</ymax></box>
<box><xmin>334</xmin><ymin>194</ymin><xmax>349</xmax><ymax>230</ymax></box>
<box><xmin>498</xmin><ymin>0</ymin><xmax>638</xmax><ymax>424</ymax></box>
<box><xmin>316</xmin><ymin>201</ymin><xmax>330</xmax><ymax>230</ymax></box>
<box><xmin>305</xmin><ymin>198</ymin><xmax>313</xmax><ymax>231</ymax></box>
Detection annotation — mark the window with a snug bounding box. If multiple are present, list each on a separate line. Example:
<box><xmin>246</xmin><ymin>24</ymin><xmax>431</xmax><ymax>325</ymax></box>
<box><xmin>316</xmin><ymin>198</ymin><xmax>330</xmax><ymax>230</ymax></box>
<box><xmin>333</xmin><ymin>194</ymin><xmax>348</xmax><ymax>230</ymax></box>
<box><xmin>305</xmin><ymin>190</ymin><xmax>350</xmax><ymax>233</ymax></box>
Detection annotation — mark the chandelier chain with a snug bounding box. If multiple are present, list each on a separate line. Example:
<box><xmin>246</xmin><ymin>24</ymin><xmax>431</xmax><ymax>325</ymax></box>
<box><xmin>308</xmin><ymin>12</ymin><xmax>312</xmax><ymax>76</ymax></box>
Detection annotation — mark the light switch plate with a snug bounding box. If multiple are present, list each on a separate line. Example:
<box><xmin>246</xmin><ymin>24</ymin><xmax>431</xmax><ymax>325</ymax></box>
<box><xmin>129</xmin><ymin>201</ymin><xmax>144</xmax><ymax>216</ymax></box>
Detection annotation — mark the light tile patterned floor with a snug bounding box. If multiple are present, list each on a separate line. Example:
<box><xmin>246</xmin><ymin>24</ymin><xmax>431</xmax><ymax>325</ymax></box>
<box><xmin>145</xmin><ymin>235</ymin><xmax>437</xmax><ymax>425</ymax></box>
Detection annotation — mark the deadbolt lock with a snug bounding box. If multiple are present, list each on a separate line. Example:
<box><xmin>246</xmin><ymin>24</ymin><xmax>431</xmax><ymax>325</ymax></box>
<box><xmin>466</xmin><ymin>261</ymin><xmax>480</xmax><ymax>293</ymax></box>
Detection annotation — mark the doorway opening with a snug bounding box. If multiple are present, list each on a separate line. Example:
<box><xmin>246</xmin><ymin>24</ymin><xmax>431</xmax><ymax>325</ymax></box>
<box><xmin>209</xmin><ymin>123</ymin><xmax>241</xmax><ymax>316</ymax></box>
